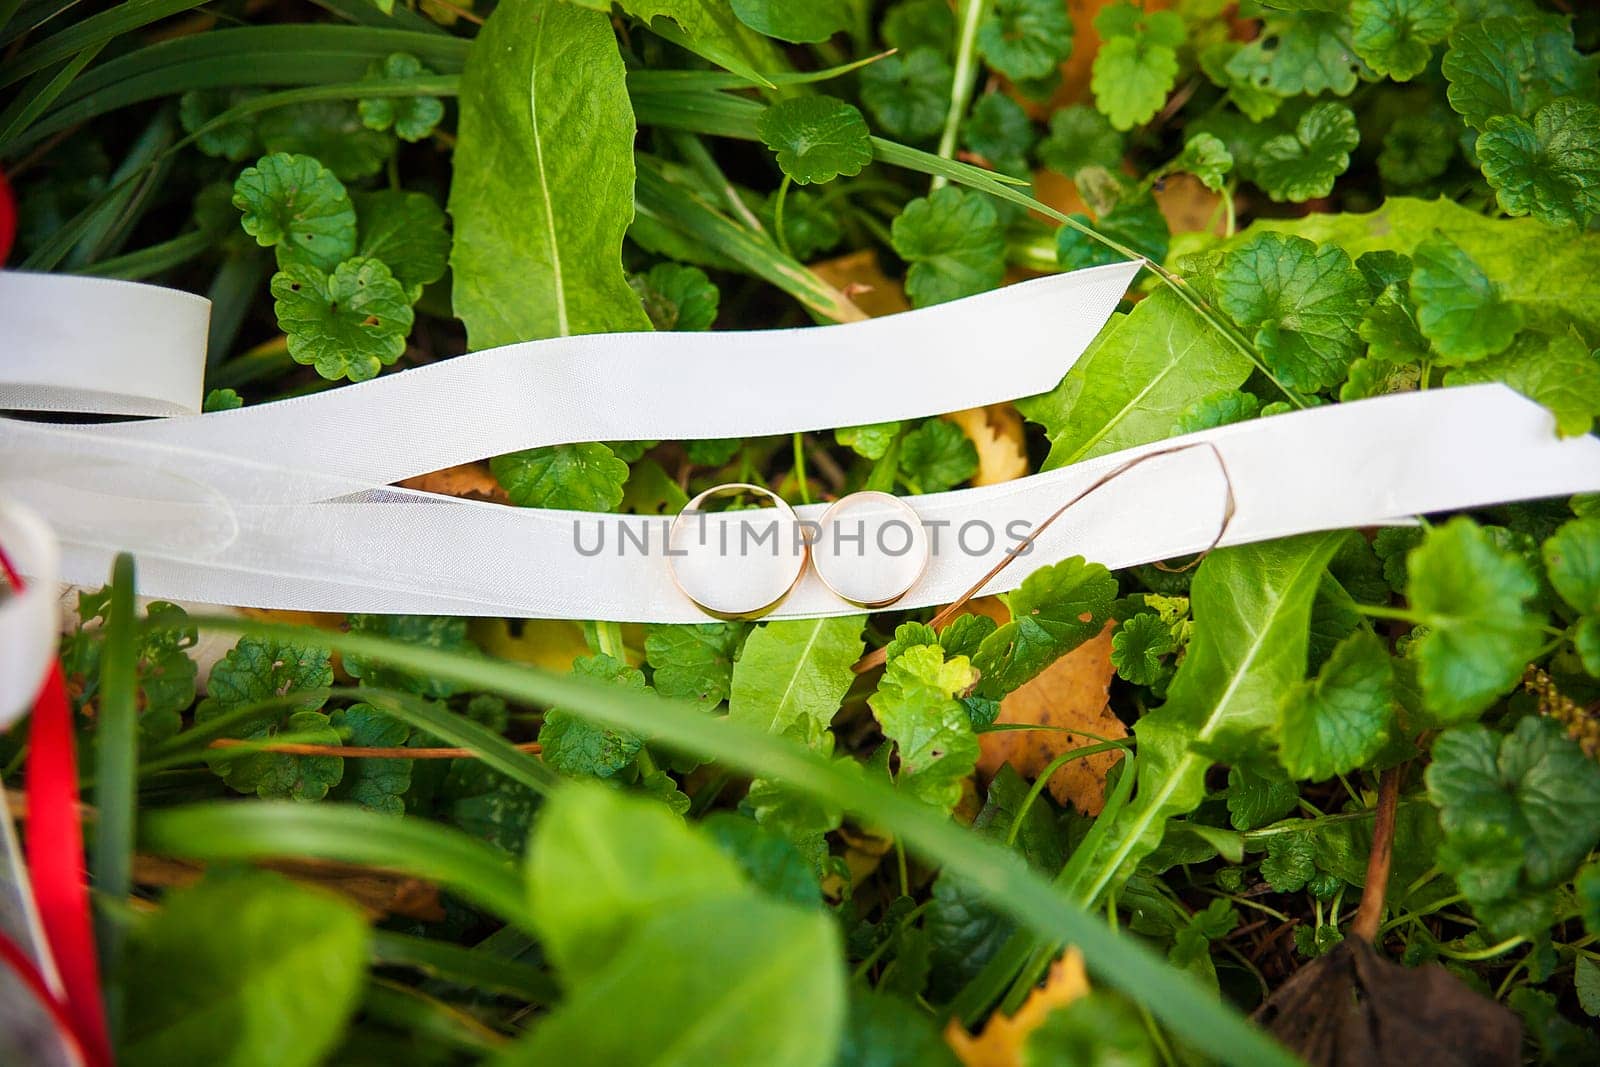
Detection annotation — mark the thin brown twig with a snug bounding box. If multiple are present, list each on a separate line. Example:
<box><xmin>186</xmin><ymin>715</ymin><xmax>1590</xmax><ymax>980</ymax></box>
<box><xmin>851</xmin><ymin>442</ymin><xmax>1237</xmax><ymax>674</ymax></box>
<box><xmin>206</xmin><ymin>739</ymin><xmax>541</xmax><ymax>759</ymax></box>
<box><xmin>1351</xmin><ymin>765</ymin><xmax>1403</xmax><ymax>942</ymax></box>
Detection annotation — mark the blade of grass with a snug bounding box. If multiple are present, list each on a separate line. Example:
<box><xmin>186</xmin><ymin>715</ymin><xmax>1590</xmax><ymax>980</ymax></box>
<box><xmin>76</xmin><ymin>228</ymin><xmax>211</xmax><ymax>280</ymax></box>
<box><xmin>931</xmin><ymin>0</ymin><xmax>987</xmax><ymax>191</ymax></box>
<box><xmin>157</xmin><ymin>613</ymin><xmax>1298</xmax><ymax>1067</ymax></box>
<box><xmin>92</xmin><ymin>553</ymin><xmax>137</xmax><ymax>1044</ymax></box>
<box><xmin>370</xmin><ymin>930</ymin><xmax>558</xmax><ymax>1003</ymax></box>
<box><xmin>0</xmin><ymin>38</ymin><xmax>105</xmax><ymax>145</ymax></box>
<box><xmin>138</xmin><ymin>802</ymin><xmax>531</xmax><ymax>932</ymax></box>
<box><xmin>0</xmin><ymin>0</ymin><xmax>207</xmax><ymax>88</ymax></box>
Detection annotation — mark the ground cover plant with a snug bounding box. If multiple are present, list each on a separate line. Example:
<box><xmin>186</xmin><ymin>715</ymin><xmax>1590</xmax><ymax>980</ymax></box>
<box><xmin>3</xmin><ymin>0</ymin><xmax>1600</xmax><ymax>1063</ymax></box>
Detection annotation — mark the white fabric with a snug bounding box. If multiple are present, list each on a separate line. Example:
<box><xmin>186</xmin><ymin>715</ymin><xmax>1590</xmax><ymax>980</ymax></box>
<box><xmin>0</xmin><ymin>502</ymin><xmax>61</xmax><ymax>728</ymax></box>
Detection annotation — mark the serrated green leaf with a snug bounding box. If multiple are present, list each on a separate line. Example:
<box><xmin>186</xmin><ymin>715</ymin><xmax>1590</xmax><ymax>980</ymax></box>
<box><xmin>539</xmin><ymin>654</ymin><xmax>647</xmax><ymax>779</ymax></box>
<box><xmin>1217</xmin><ymin>232</ymin><xmax>1367</xmax><ymax>393</ymax></box>
<box><xmin>978</xmin><ymin>0</ymin><xmax>1074</xmax><ymax>82</ymax></box>
<box><xmin>890</xmin><ymin>186</ymin><xmax>1005</xmax><ymax>307</ymax></box>
<box><xmin>1278</xmin><ymin>629</ymin><xmax>1394</xmax><ymax>780</ymax></box>
<box><xmin>1036</xmin><ymin>104</ymin><xmax>1124</xmax><ymax>177</ymax></box>
<box><xmin>973</xmin><ymin>556</ymin><xmax>1118</xmax><ymax>697</ymax></box>
<box><xmin>1350</xmin><ymin>0</ymin><xmax>1456</xmax><ymax>81</ymax></box>
<box><xmin>1091</xmin><ymin>34</ymin><xmax>1178</xmax><ymax>132</ymax></box>
<box><xmin>450</xmin><ymin>0</ymin><xmax>651</xmax><ymax>348</ymax></box>
<box><xmin>1409</xmin><ymin>232</ymin><xmax>1522</xmax><ymax>364</ymax></box>
<box><xmin>1406</xmin><ymin>517</ymin><xmax>1544</xmax><ymax>723</ymax></box>
<box><xmin>1358</xmin><ymin>278</ymin><xmax>1430</xmax><ymax>366</ymax></box>
<box><xmin>1261</xmin><ymin>832</ymin><xmax>1316</xmax><ymax>892</ymax></box>
<box><xmin>1253</xmin><ymin>101</ymin><xmax>1359</xmax><ymax>202</ymax></box>
<box><xmin>860</xmin><ymin>47</ymin><xmax>953</xmax><ymax>141</ymax></box>
<box><xmin>644</xmin><ymin>622</ymin><xmax>743</xmax><ymax>706</ymax></box>
<box><xmin>179</xmin><ymin>89</ymin><xmax>259</xmax><ymax>162</ymax></box>
<box><xmin>1443</xmin><ymin>327</ymin><xmax>1600</xmax><ymax>436</ymax></box>
<box><xmin>1111</xmin><ymin>613</ymin><xmax>1174</xmax><ymax>686</ymax></box>
<box><xmin>632</xmin><ymin>262</ymin><xmax>719</xmax><ymax>330</ymax></box>
<box><xmin>345</xmin><ymin>614</ymin><xmax>472</xmax><ymax>699</ymax></box>
<box><xmin>899</xmin><ymin>418</ymin><xmax>977</xmax><ymax>493</ymax></box>
<box><xmin>836</xmin><ymin>422</ymin><xmax>900</xmax><ymax>460</ymax></box>
<box><xmin>1543</xmin><ymin>517</ymin><xmax>1600</xmax><ymax>616</ymax></box>
<box><xmin>732</xmin><ymin>0</ymin><xmax>851</xmax><ymax>43</ymax></box>
<box><xmin>1442</xmin><ymin>14</ymin><xmax>1592</xmax><ymax>132</ymax></box>
<box><xmin>1055</xmin><ymin>194</ymin><xmax>1169</xmax><ymax>270</ymax></box>
<box><xmin>203</xmin><ymin>388</ymin><xmax>242</xmax><ymax>412</ymax></box>
<box><xmin>1173</xmin><ymin>389</ymin><xmax>1260</xmax><ymax>434</ymax></box>
<box><xmin>1478</xmin><ymin>97</ymin><xmax>1600</xmax><ymax>229</ymax></box>
<box><xmin>328</xmin><ymin>703</ymin><xmax>411</xmax><ymax>815</ymax></box>
<box><xmin>703</xmin><ymin>812</ymin><xmax>820</xmax><ymax>906</ymax></box>
<box><xmin>940</xmin><ymin>613</ymin><xmax>998</xmax><ymax>661</ymax></box>
<box><xmin>491</xmin><ymin>443</ymin><xmax>630</xmax><ymax>511</ymax></box>
<box><xmin>869</xmin><ymin>644</ymin><xmax>980</xmax><ymax>812</ymax></box>
<box><xmin>1226</xmin><ymin>10</ymin><xmax>1364</xmax><ymax>98</ymax></box>
<box><xmin>758</xmin><ymin>95</ymin><xmax>871</xmax><ymax>184</ymax></box>
<box><xmin>232</xmin><ymin>153</ymin><xmax>355</xmax><ymax>273</ymax></box>
<box><xmin>1171</xmin><ymin>133</ymin><xmax>1234</xmax><ymax>192</ymax></box>
<box><xmin>1378</xmin><ymin>114</ymin><xmax>1456</xmax><ymax>186</ymax></box>
<box><xmin>882</xmin><ymin>0</ymin><xmax>955</xmax><ymax>54</ymax></box>
<box><xmin>1226</xmin><ymin>765</ymin><xmax>1300</xmax><ymax>831</ymax></box>
<box><xmin>353</xmin><ymin>189</ymin><xmax>449</xmax><ymax>300</ymax></box>
<box><xmin>258</xmin><ymin>100</ymin><xmax>395</xmax><ymax>182</ymax></box>
<box><xmin>963</xmin><ymin>92</ymin><xmax>1036</xmax><ymax>176</ymax></box>
<box><xmin>728</xmin><ymin>616</ymin><xmax>865</xmax><ymax>746</ymax></box>
<box><xmin>359</xmin><ymin>53</ymin><xmax>445</xmax><ymax>142</ymax></box>
<box><xmin>271</xmin><ymin>257</ymin><xmax>413</xmax><ymax>382</ymax></box>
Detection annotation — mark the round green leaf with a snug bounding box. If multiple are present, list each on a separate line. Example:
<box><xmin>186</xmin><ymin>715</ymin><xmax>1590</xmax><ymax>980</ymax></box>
<box><xmin>1253</xmin><ymin>101</ymin><xmax>1359</xmax><ymax>203</ymax></box>
<box><xmin>632</xmin><ymin>262</ymin><xmax>719</xmax><ymax>331</ymax></box>
<box><xmin>353</xmin><ymin>188</ymin><xmax>449</xmax><ymax>299</ymax></box>
<box><xmin>1409</xmin><ymin>232</ymin><xmax>1523</xmax><ymax>365</ymax></box>
<box><xmin>963</xmin><ymin>92</ymin><xmax>1036</xmax><ymax>177</ymax></box>
<box><xmin>271</xmin><ymin>257</ymin><xmax>414</xmax><ymax>382</ymax></box>
<box><xmin>978</xmin><ymin>0</ymin><xmax>1074</xmax><ymax>82</ymax></box>
<box><xmin>1350</xmin><ymin>0</ymin><xmax>1456</xmax><ymax>82</ymax></box>
<box><xmin>890</xmin><ymin>186</ymin><xmax>1005</xmax><ymax>308</ymax></box>
<box><xmin>732</xmin><ymin>0</ymin><xmax>851</xmax><ymax>43</ymax></box>
<box><xmin>757</xmin><ymin>95</ymin><xmax>872</xmax><ymax>185</ymax></box>
<box><xmin>1478</xmin><ymin>97</ymin><xmax>1600</xmax><ymax>230</ymax></box>
<box><xmin>491</xmin><ymin>442</ymin><xmax>629</xmax><ymax>511</ymax></box>
<box><xmin>359</xmin><ymin>53</ymin><xmax>446</xmax><ymax>143</ymax></box>
<box><xmin>258</xmin><ymin>100</ymin><xmax>395</xmax><ymax>181</ymax></box>
<box><xmin>860</xmin><ymin>47</ymin><xmax>953</xmax><ymax>141</ymax></box>
<box><xmin>1091</xmin><ymin>34</ymin><xmax>1178</xmax><ymax>132</ymax></box>
<box><xmin>232</xmin><ymin>152</ymin><xmax>356</xmax><ymax>273</ymax></box>
<box><xmin>1442</xmin><ymin>14</ymin><xmax>1591</xmax><ymax>132</ymax></box>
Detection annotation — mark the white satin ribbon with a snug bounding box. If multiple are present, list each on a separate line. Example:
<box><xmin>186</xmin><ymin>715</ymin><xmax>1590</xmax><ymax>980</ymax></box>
<box><xmin>0</xmin><ymin>502</ymin><xmax>61</xmax><ymax>728</ymax></box>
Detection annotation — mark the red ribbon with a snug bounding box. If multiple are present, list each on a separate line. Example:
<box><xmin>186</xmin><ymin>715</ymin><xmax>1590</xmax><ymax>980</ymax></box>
<box><xmin>0</xmin><ymin>165</ymin><xmax>15</xmax><ymax>264</ymax></box>
<box><xmin>1</xmin><ymin>541</ymin><xmax>113</xmax><ymax>1067</ymax></box>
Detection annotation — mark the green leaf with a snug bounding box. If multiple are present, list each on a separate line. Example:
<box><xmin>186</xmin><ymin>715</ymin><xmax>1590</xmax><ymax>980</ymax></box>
<box><xmin>1024</xmin><ymin>992</ymin><xmax>1156</xmax><ymax>1066</ymax></box>
<box><xmin>1442</xmin><ymin>14</ymin><xmax>1592</xmax><ymax>132</ymax></box>
<box><xmin>973</xmin><ymin>556</ymin><xmax>1118</xmax><ymax>697</ymax></box>
<box><xmin>271</xmin><ymin>258</ymin><xmax>413</xmax><ymax>382</ymax></box>
<box><xmin>1087</xmin><ymin>533</ymin><xmax>1343</xmax><ymax>898</ymax></box>
<box><xmin>890</xmin><ymin>186</ymin><xmax>1005</xmax><ymax>307</ymax></box>
<box><xmin>1409</xmin><ymin>232</ymin><xmax>1522</xmax><ymax>365</ymax></box>
<box><xmin>496</xmin><ymin>895</ymin><xmax>844</xmax><ymax>1067</ymax></box>
<box><xmin>200</xmin><ymin>636</ymin><xmax>333</xmax><ymax>717</ymax></box>
<box><xmin>1173</xmin><ymin>389</ymin><xmax>1259</xmax><ymax>434</ymax></box>
<box><xmin>731</xmin><ymin>0</ymin><xmax>851</xmax><ymax>43</ymax></box>
<box><xmin>179</xmin><ymin>89</ymin><xmax>259</xmax><ymax>161</ymax></box>
<box><xmin>1358</xmin><ymin>280</ymin><xmax>1429</xmax><ymax>366</ymax></box>
<box><xmin>963</xmin><ymin>92</ymin><xmax>1036</xmax><ymax>176</ymax></box>
<box><xmin>978</xmin><ymin>0</ymin><xmax>1074</xmax><ymax>82</ymax></box>
<box><xmin>728</xmin><ymin>616</ymin><xmax>866</xmax><ymax>746</ymax></box>
<box><xmin>359</xmin><ymin>53</ymin><xmax>445</xmax><ymax>142</ymax></box>
<box><xmin>1427</xmin><ymin>717</ymin><xmax>1600</xmax><ymax>925</ymax></box>
<box><xmin>1378</xmin><ymin>114</ymin><xmax>1455</xmax><ymax>186</ymax></box>
<box><xmin>353</xmin><ymin>189</ymin><xmax>449</xmax><ymax>300</ymax></box>
<box><xmin>1171</xmin><ymin>132</ymin><xmax>1234</xmax><ymax>192</ymax></box>
<box><xmin>1577</xmin><ymin>956</ymin><xmax>1600</xmax><ymax>1018</ymax></box>
<box><xmin>1478</xmin><ymin>97</ymin><xmax>1600</xmax><ymax>229</ymax></box>
<box><xmin>1017</xmin><ymin>288</ymin><xmax>1253</xmax><ymax>468</ymax></box>
<box><xmin>258</xmin><ymin>100</ymin><xmax>395</xmax><ymax>182</ymax></box>
<box><xmin>491</xmin><ymin>443</ymin><xmax>630</xmax><ymax>511</ymax></box>
<box><xmin>869</xmin><ymin>644</ymin><xmax>981</xmax><ymax>812</ymax></box>
<box><xmin>1112</xmin><ymin>613</ymin><xmax>1174</xmax><ymax>686</ymax></box>
<box><xmin>538</xmin><ymin>654</ymin><xmax>648</xmax><ymax>779</ymax></box>
<box><xmin>632</xmin><ymin>262</ymin><xmax>720</xmax><ymax>330</ymax></box>
<box><xmin>1442</xmin><ymin>327</ymin><xmax>1600</xmax><ymax>436</ymax></box>
<box><xmin>757</xmin><ymin>95</ymin><xmax>871</xmax><ymax>184</ymax></box>
<box><xmin>526</xmin><ymin>782</ymin><xmax>748</xmax><ymax>984</ymax></box>
<box><xmin>345</xmin><ymin>614</ymin><xmax>473</xmax><ymax>699</ymax></box>
<box><xmin>1055</xmin><ymin>195</ymin><xmax>1168</xmax><ymax>270</ymax></box>
<box><xmin>838</xmin><ymin>990</ymin><xmax>960</xmax><ymax>1067</ymax></box>
<box><xmin>1037</xmin><ymin>104</ymin><xmax>1124</xmax><ymax>177</ymax></box>
<box><xmin>232</xmin><ymin>152</ymin><xmax>355</xmax><ymax>273</ymax></box>
<box><xmin>1261</xmin><ymin>832</ymin><xmax>1316</xmax><ymax>893</ymax></box>
<box><xmin>450</xmin><ymin>0</ymin><xmax>651</xmax><ymax>348</ymax></box>
<box><xmin>1278</xmin><ymin>629</ymin><xmax>1394</xmax><ymax>780</ymax></box>
<box><xmin>1544</xmin><ymin>517</ymin><xmax>1600</xmax><ymax>616</ymax></box>
<box><xmin>1349</xmin><ymin>0</ymin><xmax>1456</xmax><ymax>81</ymax></box>
<box><xmin>941</xmin><ymin>613</ymin><xmax>998</xmax><ymax>661</ymax></box>
<box><xmin>203</xmin><ymin>388</ymin><xmax>243</xmax><ymax>413</ymax></box>
<box><xmin>1253</xmin><ymin>101</ymin><xmax>1359</xmax><ymax>203</ymax></box>
<box><xmin>568</xmin><ymin>0</ymin><xmax>785</xmax><ymax>85</ymax></box>
<box><xmin>645</xmin><ymin>622</ymin><xmax>744</xmax><ymax>706</ymax></box>
<box><xmin>122</xmin><ymin>873</ymin><xmax>369</xmax><ymax>1067</ymax></box>
<box><xmin>1406</xmin><ymin>517</ymin><xmax>1544</xmax><ymax>724</ymax></box>
<box><xmin>1226</xmin><ymin>10</ymin><xmax>1364</xmax><ymax>98</ymax></box>
<box><xmin>899</xmin><ymin>418</ymin><xmax>978</xmax><ymax>493</ymax></box>
<box><xmin>702</xmin><ymin>811</ymin><xmax>820</xmax><ymax>906</ymax></box>
<box><xmin>328</xmin><ymin>703</ymin><xmax>411</xmax><ymax>814</ymax></box>
<box><xmin>860</xmin><ymin>47</ymin><xmax>953</xmax><ymax>141</ymax></box>
<box><xmin>1091</xmin><ymin>34</ymin><xmax>1178</xmax><ymax>132</ymax></box>
<box><xmin>1226</xmin><ymin>765</ymin><xmax>1300</xmax><ymax>831</ymax></box>
<box><xmin>836</xmin><ymin>422</ymin><xmax>901</xmax><ymax>461</ymax></box>
<box><xmin>883</xmin><ymin>0</ymin><xmax>955</xmax><ymax>54</ymax></box>
<box><xmin>1217</xmin><ymin>232</ymin><xmax>1366</xmax><ymax>392</ymax></box>
<box><xmin>212</xmin><ymin>710</ymin><xmax>344</xmax><ymax>801</ymax></box>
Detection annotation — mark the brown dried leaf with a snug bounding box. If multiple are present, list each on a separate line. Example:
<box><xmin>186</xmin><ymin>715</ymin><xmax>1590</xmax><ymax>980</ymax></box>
<box><xmin>1255</xmin><ymin>939</ymin><xmax>1521</xmax><ymax>1067</ymax></box>
<box><xmin>970</xmin><ymin>609</ymin><xmax>1125</xmax><ymax>815</ymax></box>
<box><xmin>945</xmin><ymin>404</ymin><xmax>1029</xmax><ymax>486</ymax></box>
<box><xmin>810</xmin><ymin>249</ymin><xmax>909</xmax><ymax>318</ymax></box>
<box><xmin>1154</xmin><ymin>172</ymin><xmax>1226</xmax><ymax>237</ymax></box>
<box><xmin>945</xmin><ymin>948</ymin><xmax>1090</xmax><ymax>1067</ymax></box>
<box><xmin>398</xmin><ymin>460</ymin><xmax>509</xmax><ymax>503</ymax></box>
<box><xmin>132</xmin><ymin>854</ymin><xmax>445</xmax><ymax>922</ymax></box>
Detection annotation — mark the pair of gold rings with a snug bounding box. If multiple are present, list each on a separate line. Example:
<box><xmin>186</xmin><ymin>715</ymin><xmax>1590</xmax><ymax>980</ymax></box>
<box><xmin>666</xmin><ymin>483</ymin><xmax>931</xmax><ymax>619</ymax></box>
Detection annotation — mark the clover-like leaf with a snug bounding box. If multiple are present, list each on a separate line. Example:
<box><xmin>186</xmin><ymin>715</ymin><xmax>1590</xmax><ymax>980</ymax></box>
<box><xmin>1350</xmin><ymin>0</ymin><xmax>1456</xmax><ymax>82</ymax></box>
<box><xmin>271</xmin><ymin>257</ymin><xmax>413</xmax><ymax>382</ymax></box>
<box><xmin>1217</xmin><ymin>232</ymin><xmax>1367</xmax><ymax>393</ymax></box>
<box><xmin>1037</xmin><ymin>104</ymin><xmax>1124</xmax><ymax>177</ymax></box>
<box><xmin>232</xmin><ymin>153</ymin><xmax>356</xmax><ymax>272</ymax></box>
<box><xmin>359</xmin><ymin>53</ymin><xmax>445</xmax><ymax>142</ymax></box>
<box><xmin>1442</xmin><ymin>14</ymin><xmax>1591</xmax><ymax>132</ymax></box>
<box><xmin>492</xmin><ymin>443</ymin><xmax>629</xmax><ymax>511</ymax></box>
<box><xmin>757</xmin><ymin>95</ymin><xmax>871</xmax><ymax>185</ymax></box>
<box><xmin>1253</xmin><ymin>101</ymin><xmax>1359</xmax><ymax>203</ymax></box>
<box><xmin>1378</xmin><ymin>113</ymin><xmax>1455</xmax><ymax>186</ymax></box>
<box><xmin>732</xmin><ymin>0</ymin><xmax>851</xmax><ymax>44</ymax></box>
<box><xmin>974</xmin><ymin>556</ymin><xmax>1118</xmax><ymax>697</ymax></box>
<box><xmin>1111</xmin><ymin>613</ymin><xmax>1173</xmax><ymax>686</ymax></box>
<box><xmin>631</xmin><ymin>262</ymin><xmax>719</xmax><ymax>331</ymax></box>
<box><xmin>868</xmin><ymin>644</ymin><xmax>980</xmax><ymax>813</ymax></box>
<box><xmin>890</xmin><ymin>186</ymin><xmax>1005</xmax><ymax>308</ymax></box>
<box><xmin>1443</xmin><ymin>327</ymin><xmax>1600</xmax><ymax>437</ymax></box>
<box><xmin>258</xmin><ymin>100</ymin><xmax>395</xmax><ymax>181</ymax></box>
<box><xmin>328</xmin><ymin>703</ymin><xmax>411</xmax><ymax>815</ymax></box>
<box><xmin>899</xmin><ymin>418</ymin><xmax>978</xmax><ymax>494</ymax></box>
<box><xmin>539</xmin><ymin>654</ymin><xmax>648</xmax><ymax>779</ymax></box>
<box><xmin>1406</xmin><ymin>517</ymin><xmax>1545</xmax><ymax>723</ymax></box>
<box><xmin>860</xmin><ymin>47</ymin><xmax>953</xmax><ymax>141</ymax></box>
<box><xmin>1409</xmin><ymin>232</ymin><xmax>1522</xmax><ymax>365</ymax></box>
<box><xmin>977</xmin><ymin>0</ymin><xmax>1074</xmax><ymax>82</ymax></box>
<box><xmin>963</xmin><ymin>92</ymin><xmax>1036</xmax><ymax>176</ymax></box>
<box><xmin>1279</xmin><ymin>629</ymin><xmax>1394</xmax><ymax>781</ymax></box>
<box><xmin>1091</xmin><ymin>33</ymin><xmax>1178</xmax><ymax>132</ymax></box>
<box><xmin>1226</xmin><ymin>10</ymin><xmax>1365</xmax><ymax>98</ymax></box>
<box><xmin>1478</xmin><ymin>96</ymin><xmax>1600</xmax><ymax>230</ymax></box>
<box><xmin>352</xmin><ymin>189</ymin><xmax>449</xmax><ymax>300</ymax></box>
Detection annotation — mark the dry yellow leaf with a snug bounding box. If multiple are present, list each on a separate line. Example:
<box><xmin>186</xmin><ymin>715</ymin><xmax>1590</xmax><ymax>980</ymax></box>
<box><xmin>398</xmin><ymin>460</ymin><xmax>509</xmax><ymax>504</ymax></box>
<box><xmin>810</xmin><ymin>248</ymin><xmax>910</xmax><ymax>318</ymax></box>
<box><xmin>945</xmin><ymin>404</ymin><xmax>1029</xmax><ymax>486</ymax></box>
<box><xmin>945</xmin><ymin>949</ymin><xmax>1091</xmax><ymax>1067</ymax></box>
<box><xmin>1154</xmin><ymin>172</ymin><xmax>1226</xmax><ymax>237</ymax></box>
<box><xmin>471</xmin><ymin>617</ymin><xmax>591</xmax><ymax>674</ymax></box>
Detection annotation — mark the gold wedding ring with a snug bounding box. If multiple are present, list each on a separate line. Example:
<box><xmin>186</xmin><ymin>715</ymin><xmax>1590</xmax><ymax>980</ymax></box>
<box><xmin>811</xmin><ymin>490</ymin><xmax>930</xmax><ymax>608</ymax></box>
<box><xmin>667</xmin><ymin>482</ymin><xmax>809</xmax><ymax>620</ymax></box>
